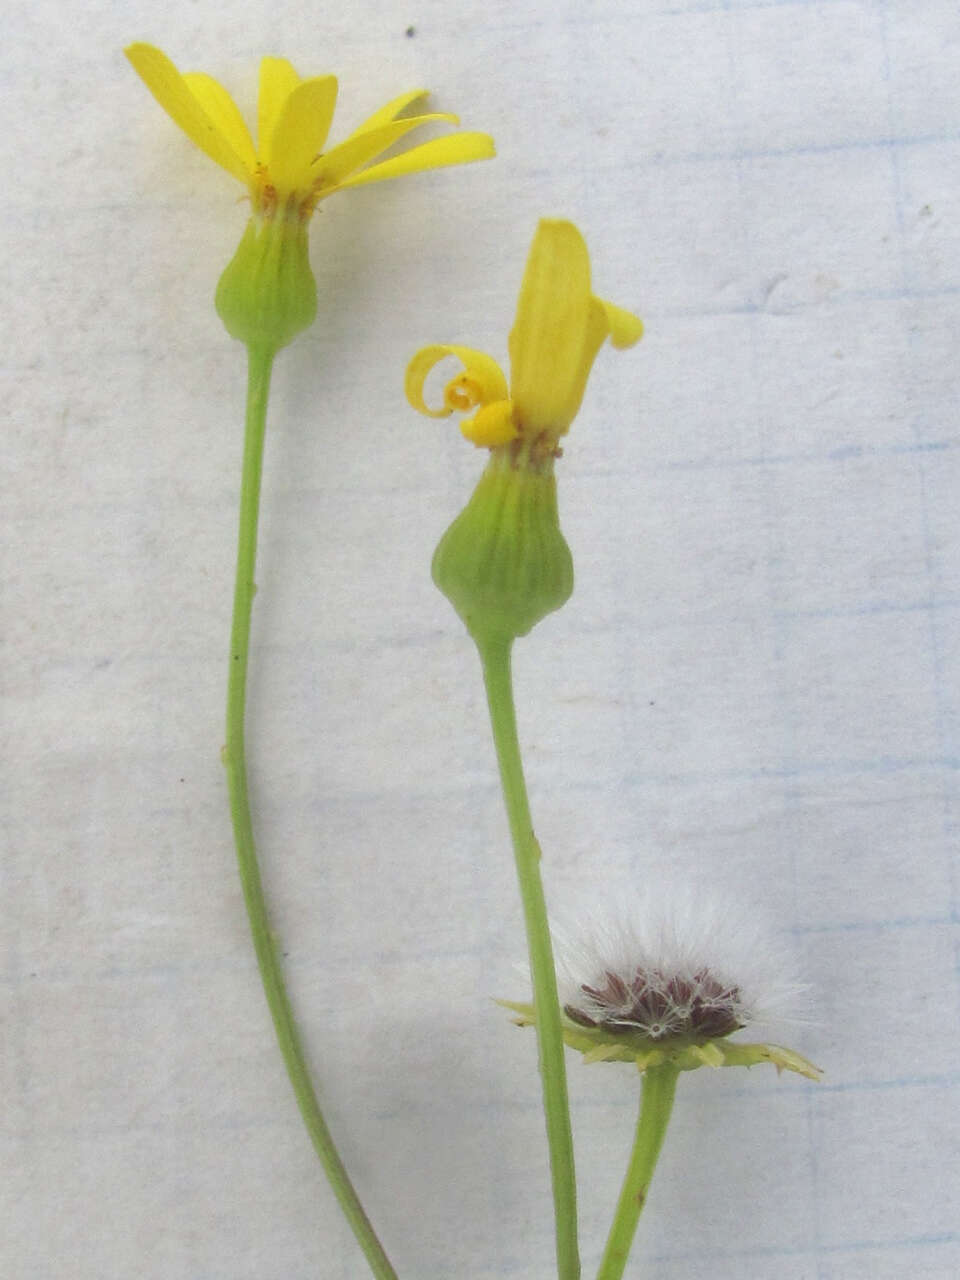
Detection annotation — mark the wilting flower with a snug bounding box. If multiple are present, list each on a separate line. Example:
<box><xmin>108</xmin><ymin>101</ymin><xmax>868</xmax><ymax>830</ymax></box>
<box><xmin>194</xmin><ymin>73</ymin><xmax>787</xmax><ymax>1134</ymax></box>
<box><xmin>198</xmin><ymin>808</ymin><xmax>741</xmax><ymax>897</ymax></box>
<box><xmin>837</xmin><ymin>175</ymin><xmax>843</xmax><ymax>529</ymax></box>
<box><xmin>504</xmin><ymin>888</ymin><xmax>821</xmax><ymax>1080</ymax></box>
<box><xmin>126</xmin><ymin>43</ymin><xmax>495</xmax><ymax>350</ymax></box>
<box><xmin>406</xmin><ymin>220</ymin><xmax>642</xmax><ymax>646</ymax></box>
<box><xmin>406</xmin><ymin>219</ymin><xmax>642</xmax><ymax>455</ymax></box>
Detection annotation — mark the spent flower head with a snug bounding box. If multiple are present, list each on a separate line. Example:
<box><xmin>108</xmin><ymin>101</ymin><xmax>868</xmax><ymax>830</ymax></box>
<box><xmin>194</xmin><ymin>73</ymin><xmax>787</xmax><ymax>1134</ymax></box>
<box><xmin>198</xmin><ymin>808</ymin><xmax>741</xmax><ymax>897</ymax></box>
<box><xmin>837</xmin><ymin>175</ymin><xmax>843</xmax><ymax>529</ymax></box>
<box><xmin>407</xmin><ymin>219</ymin><xmax>642</xmax><ymax>456</ymax></box>
<box><xmin>406</xmin><ymin>220</ymin><xmax>642</xmax><ymax>645</ymax></box>
<box><xmin>126</xmin><ymin>44</ymin><xmax>495</xmax><ymax>350</ymax></box>
<box><xmin>505</xmin><ymin>886</ymin><xmax>820</xmax><ymax>1080</ymax></box>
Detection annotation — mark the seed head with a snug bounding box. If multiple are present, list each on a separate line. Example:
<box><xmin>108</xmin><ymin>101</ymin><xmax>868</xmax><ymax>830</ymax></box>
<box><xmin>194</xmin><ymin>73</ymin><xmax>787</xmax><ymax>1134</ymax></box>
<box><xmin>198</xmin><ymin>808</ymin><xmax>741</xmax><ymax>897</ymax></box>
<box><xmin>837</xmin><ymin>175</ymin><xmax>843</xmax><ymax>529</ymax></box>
<box><xmin>503</xmin><ymin>884</ymin><xmax>820</xmax><ymax>1080</ymax></box>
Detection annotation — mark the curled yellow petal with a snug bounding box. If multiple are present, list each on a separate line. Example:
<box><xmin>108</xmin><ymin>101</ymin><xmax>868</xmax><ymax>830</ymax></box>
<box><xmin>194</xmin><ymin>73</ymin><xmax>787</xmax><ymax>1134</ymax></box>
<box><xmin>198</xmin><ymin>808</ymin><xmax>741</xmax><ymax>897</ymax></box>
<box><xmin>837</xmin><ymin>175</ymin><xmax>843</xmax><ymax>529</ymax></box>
<box><xmin>600</xmin><ymin>298</ymin><xmax>644</xmax><ymax>348</ymax></box>
<box><xmin>314</xmin><ymin>114</ymin><xmax>459</xmax><ymax>192</ymax></box>
<box><xmin>556</xmin><ymin>298</ymin><xmax>643</xmax><ymax>433</ymax></box>
<box><xmin>125</xmin><ymin>43</ymin><xmax>252</xmax><ymax>183</ymax></box>
<box><xmin>405</xmin><ymin>345</ymin><xmax>508</xmax><ymax>419</ymax></box>
<box><xmin>460</xmin><ymin>400</ymin><xmax>518</xmax><ymax>448</ymax></box>
<box><xmin>331</xmin><ymin>132</ymin><xmax>495</xmax><ymax>190</ymax></box>
<box><xmin>257</xmin><ymin>57</ymin><xmax>300</xmax><ymax>159</ymax></box>
<box><xmin>267</xmin><ymin>75</ymin><xmax>339</xmax><ymax>190</ymax></box>
<box><xmin>444</xmin><ymin>373</ymin><xmax>485</xmax><ymax>412</ymax></box>
<box><xmin>552</xmin><ymin>297</ymin><xmax>612</xmax><ymax>436</ymax></box>
<box><xmin>181</xmin><ymin>72</ymin><xmax>256</xmax><ymax>176</ymax></box>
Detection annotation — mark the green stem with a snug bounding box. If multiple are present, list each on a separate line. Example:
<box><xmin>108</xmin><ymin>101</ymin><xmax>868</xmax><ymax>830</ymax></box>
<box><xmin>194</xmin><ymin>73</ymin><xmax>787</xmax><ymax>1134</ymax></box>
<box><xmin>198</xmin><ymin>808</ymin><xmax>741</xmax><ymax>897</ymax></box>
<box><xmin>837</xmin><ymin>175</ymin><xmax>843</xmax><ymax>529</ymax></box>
<box><xmin>224</xmin><ymin>343</ymin><xmax>398</xmax><ymax>1280</ymax></box>
<box><xmin>477</xmin><ymin>637</ymin><xmax>580</xmax><ymax>1280</ymax></box>
<box><xmin>596</xmin><ymin>1064</ymin><xmax>679</xmax><ymax>1280</ymax></box>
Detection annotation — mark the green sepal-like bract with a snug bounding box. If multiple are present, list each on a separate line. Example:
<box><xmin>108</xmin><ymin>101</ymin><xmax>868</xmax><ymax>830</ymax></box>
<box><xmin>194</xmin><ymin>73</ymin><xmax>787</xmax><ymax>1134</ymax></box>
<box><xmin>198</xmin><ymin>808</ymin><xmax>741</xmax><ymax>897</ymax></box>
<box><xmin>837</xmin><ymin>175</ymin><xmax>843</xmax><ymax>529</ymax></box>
<box><xmin>500</xmin><ymin>1001</ymin><xmax>822</xmax><ymax>1080</ymax></box>
<box><xmin>432</xmin><ymin>446</ymin><xmax>574</xmax><ymax>646</ymax></box>
<box><xmin>216</xmin><ymin>216</ymin><xmax>318</xmax><ymax>352</ymax></box>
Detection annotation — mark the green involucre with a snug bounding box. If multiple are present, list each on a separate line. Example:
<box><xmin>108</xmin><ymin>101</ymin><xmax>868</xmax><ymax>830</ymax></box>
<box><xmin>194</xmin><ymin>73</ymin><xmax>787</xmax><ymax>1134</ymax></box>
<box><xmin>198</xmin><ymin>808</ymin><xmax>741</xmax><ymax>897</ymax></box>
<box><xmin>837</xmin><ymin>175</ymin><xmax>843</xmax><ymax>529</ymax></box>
<box><xmin>432</xmin><ymin>448</ymin><xmax>574</xmax><ymax>645</ymax></box>
<box><xmin>216</xmin><ymin>216</ymin><xmax>318</xmax><ymax>351</ymax></box>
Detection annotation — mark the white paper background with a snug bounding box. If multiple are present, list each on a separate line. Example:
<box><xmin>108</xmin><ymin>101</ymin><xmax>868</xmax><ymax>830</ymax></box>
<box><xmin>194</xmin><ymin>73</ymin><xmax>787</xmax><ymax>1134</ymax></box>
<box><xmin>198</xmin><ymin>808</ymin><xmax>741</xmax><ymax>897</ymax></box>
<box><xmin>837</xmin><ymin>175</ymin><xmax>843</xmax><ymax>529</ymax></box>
<box><xmin>3</xmin><ymin>1</ymin><xmax>959</xmax><ymax>1277</ymax></box>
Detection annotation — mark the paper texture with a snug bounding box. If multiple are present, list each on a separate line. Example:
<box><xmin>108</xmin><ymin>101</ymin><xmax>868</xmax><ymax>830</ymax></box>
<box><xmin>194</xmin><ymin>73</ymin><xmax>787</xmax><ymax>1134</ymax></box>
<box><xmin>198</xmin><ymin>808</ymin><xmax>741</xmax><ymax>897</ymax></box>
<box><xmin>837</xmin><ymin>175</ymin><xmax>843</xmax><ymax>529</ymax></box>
<box><xmin>3</xmin><ymin>2</ymin><xmax>959</xmax><ymax>1277</ymax></box>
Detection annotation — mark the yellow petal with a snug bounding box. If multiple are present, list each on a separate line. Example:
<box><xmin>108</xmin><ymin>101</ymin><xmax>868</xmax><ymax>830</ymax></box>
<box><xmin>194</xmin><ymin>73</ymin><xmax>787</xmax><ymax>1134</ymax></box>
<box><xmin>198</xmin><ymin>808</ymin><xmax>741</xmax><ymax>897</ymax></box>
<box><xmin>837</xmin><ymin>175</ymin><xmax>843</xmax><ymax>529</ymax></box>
<box><xmin>405</xmin><ymin>345</ymin><xmax>508</xmax><ymax>419</ymax></box>
<box><xmin>330</xmin><ymin>132</ymin><xmax>495</xmax><ymax>191</ymax></box>
<box><xmin>550</xmin><ymin>296</ymin><xmax>612</xmax><ymax>436</ymax></box>
<box><xmin>125</xmin><ymin>43</ymin><xmax>252</xmax><ymax>183</ymax></box>
<box><xmin>599</xmin><ymin>298</ymin><xmax>644</xmax><ymax>348</ymax></box>
<box><xmin>267</xmin><ymin>75</ymin><xmax>339</xmax><ymax>190</ymax></box>
<box><xmin>461</xmin><ymin>400</ymin><xmax>518</xmax><ymax>448</ymax></box>
<box><xmin>257</xmin><ymin>57</ymin><xmax>301</xmax><ymax>159</ymax></box>
<box><xmin>508</xmin><ymin>219</ymin><xmax>595</xmax><ymax>432</ymax></box>
<box><xmin>181</xmin><ymin>72</ymin><xmax>256</xmax><ymax>175</ymax></box>
<box><xmin>559</xmin><ymin>297</ymin><xmax>642</xmax><ymax>428</ymax></box>
<box><xmin>314</xmin><ymin>114</ymin><xmax>459</xmax><ymax>190</ymax></box>
<box><xmin>348</xmin><ymin>89</ymin><xmax>430</xmax><ymax>135</ymax></box>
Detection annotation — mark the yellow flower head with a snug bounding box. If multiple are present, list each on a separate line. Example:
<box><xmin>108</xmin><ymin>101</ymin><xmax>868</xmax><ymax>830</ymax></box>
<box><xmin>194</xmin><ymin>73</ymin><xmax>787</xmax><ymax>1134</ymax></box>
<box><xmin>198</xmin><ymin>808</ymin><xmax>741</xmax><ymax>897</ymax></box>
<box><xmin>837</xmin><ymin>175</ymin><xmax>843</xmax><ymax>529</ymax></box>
<box><xmin>125</xmin><ymin>43</ymin><xmax>495</xmax><ymax>222</ymax></box>
<box><xmin>406</xmin><ymin>219</ymin><xmax>643</xmax><ymax>454</ymax></box>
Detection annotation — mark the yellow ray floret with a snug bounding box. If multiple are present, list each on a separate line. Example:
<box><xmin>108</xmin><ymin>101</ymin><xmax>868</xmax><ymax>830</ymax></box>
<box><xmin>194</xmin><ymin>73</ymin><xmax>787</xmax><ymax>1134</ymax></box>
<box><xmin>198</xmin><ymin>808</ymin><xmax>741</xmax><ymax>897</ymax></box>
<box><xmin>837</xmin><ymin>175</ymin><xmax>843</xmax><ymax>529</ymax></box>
<box><xmin>257</xmin><ymin>57</ymin><xmax>306</xmax><ymax>162</ymax></box>
<box><xmin>125</xmin><ymin>43</ymin><xmax>495</xmax><ymax>218</ymax></box>
<box><xmin>406</xmin><ymin>220</ymin><xmax>643</xmax><ymax>451</ymax></box>
<box><xmin>406</xmin><ymin>345</ymin><xmax>508</xmax><ymax>414</ymax></box>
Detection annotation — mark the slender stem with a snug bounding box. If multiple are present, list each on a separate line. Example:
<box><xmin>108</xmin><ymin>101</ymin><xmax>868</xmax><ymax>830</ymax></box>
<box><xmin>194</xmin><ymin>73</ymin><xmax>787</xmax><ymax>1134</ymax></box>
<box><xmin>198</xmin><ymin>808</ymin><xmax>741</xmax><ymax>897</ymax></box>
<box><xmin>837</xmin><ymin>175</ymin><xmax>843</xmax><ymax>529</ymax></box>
<box><xmin>477</xmin><ymin>637</ymin><xmax>580</xmax><ymax>1280</ymax></box>
<box><xmin>596</xmin><ymin>1064</ymin><xmax>679</xmax><ymax>1280</ymax></box>
<box><xmin>224</xmin><ymin>343</ymin><xmax>398</xmax><ymax>1280</ymax></box>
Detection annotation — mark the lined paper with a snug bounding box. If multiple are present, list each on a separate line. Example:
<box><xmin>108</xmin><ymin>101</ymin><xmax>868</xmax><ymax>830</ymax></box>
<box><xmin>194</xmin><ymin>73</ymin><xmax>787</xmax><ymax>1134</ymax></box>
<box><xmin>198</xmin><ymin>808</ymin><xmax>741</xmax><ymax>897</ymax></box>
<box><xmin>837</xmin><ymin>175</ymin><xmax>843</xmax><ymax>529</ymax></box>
<box><xmin>3</xmin><ymin>2</ymin><xmax>959</xmax><ymax>1277</ymax></box>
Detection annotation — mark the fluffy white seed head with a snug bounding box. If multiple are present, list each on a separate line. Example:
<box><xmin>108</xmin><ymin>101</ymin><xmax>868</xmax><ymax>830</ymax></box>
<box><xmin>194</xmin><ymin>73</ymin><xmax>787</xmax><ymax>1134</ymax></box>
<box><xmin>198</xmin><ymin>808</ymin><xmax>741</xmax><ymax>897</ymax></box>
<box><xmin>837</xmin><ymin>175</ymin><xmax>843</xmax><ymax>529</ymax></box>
<box><xmin>551</xmin><ymin>882</ymin><xmax>804</xmax><ymax>1044</ymax></box>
